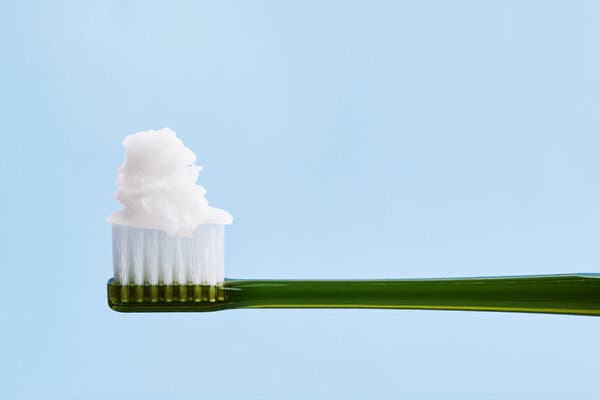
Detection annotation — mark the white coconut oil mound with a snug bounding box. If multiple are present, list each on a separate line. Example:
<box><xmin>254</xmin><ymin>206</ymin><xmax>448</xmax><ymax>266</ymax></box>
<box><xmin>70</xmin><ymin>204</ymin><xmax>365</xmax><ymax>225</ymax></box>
<box><xmin>107</xmin><ymin>128</ymin><xmax>233</xmax><ymax>237</ymax></box>
<box><xmin>108</xmin><ymin>128</ymin><xmax>232</xmax><ymax>286</ymax></box>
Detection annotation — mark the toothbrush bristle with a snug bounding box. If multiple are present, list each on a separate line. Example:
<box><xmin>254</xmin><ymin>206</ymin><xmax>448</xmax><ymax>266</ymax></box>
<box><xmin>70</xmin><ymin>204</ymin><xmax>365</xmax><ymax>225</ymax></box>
<box><xmin>112</xmin><ymin>224</ymin><xmax>225</xmax><ymax>288</ymax></box>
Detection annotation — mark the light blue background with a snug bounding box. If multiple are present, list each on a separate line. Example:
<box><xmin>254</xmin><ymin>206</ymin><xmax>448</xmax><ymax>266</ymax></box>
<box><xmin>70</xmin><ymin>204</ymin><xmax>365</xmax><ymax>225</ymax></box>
<box><xmin>2</xmin><ymin>1</ymin><xmax>600</xmax><ymax>399</ymax></box>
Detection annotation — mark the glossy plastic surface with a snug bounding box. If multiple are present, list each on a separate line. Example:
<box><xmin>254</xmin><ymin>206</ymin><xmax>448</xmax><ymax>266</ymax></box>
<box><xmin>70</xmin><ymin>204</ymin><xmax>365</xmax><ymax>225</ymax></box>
<box><xmin>107</xmin><ymin>274</ymin><xmax>600</xmax><ymax>315</ymax></box>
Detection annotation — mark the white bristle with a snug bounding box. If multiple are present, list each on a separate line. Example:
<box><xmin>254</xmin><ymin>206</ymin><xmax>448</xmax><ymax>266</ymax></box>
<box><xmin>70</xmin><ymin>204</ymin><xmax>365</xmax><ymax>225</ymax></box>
<box><xmin>112</xmin><ymin>224</ymin><xmax>225</xmax><ymax>286</ymax></box>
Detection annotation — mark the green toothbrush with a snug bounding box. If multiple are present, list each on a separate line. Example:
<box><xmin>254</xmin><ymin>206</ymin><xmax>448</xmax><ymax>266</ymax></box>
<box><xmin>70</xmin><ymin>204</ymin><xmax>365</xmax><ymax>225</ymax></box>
<box><xmin>107</xmin><ymin>130</ymin><xmax>600</xmax><ymax>316</ymax></box>
<box><xmin>107</xmin><ymin>274</ymin><xmax>600</xmax><ymax>316</ymax></box>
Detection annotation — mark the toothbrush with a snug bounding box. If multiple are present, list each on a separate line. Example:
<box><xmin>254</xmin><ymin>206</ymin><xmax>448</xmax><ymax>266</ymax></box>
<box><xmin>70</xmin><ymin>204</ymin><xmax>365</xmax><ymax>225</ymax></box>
<box><xmin>107</xmin><ymin>129</ymin><xmax>600</xmax><ymax>316</ymax></box>
<box><xmin>107</xmin><ymin>274</ymin><xmax>600</xmax><ymax>316</ymax></box>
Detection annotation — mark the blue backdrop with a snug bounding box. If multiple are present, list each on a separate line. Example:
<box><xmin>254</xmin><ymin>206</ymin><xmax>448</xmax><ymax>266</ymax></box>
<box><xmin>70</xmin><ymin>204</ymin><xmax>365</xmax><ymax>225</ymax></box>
<box><xmin>2</xmin><ymin>1</ymin><xmax>600</xmax><ymax>399</ymax></box>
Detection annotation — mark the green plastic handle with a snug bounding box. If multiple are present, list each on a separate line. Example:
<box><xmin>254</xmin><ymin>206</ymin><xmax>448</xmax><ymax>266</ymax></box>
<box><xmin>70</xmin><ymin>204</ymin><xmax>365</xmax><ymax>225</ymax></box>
<box><xmin>107</xmin><ymin>274</ymin><xmax>600</xmax><ymax>316</ymax></box>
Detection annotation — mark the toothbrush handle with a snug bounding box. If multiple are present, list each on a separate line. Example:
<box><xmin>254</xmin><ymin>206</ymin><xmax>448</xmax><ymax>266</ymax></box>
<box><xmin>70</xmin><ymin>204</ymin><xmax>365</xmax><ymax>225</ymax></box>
<box><xmin>225</xmin><ymin>275</ymin><xmax>600</xmax><ymax>316</ymax></box>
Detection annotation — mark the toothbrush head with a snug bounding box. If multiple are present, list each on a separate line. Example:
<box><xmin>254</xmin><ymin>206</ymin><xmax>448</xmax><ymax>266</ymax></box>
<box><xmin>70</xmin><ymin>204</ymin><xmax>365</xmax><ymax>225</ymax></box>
<box><xmin>107</xmin><ymin>279</ymin><xmax>232</xmax><ymax>312</ymax></box>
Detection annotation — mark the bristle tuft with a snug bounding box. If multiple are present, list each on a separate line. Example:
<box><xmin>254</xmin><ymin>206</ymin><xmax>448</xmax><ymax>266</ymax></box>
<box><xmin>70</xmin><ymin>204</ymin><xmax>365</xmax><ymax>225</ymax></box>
<box><xmin>112</xmin><ymin>224</ymin><xmax>225</xmax><ymax>286</ymax></box>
